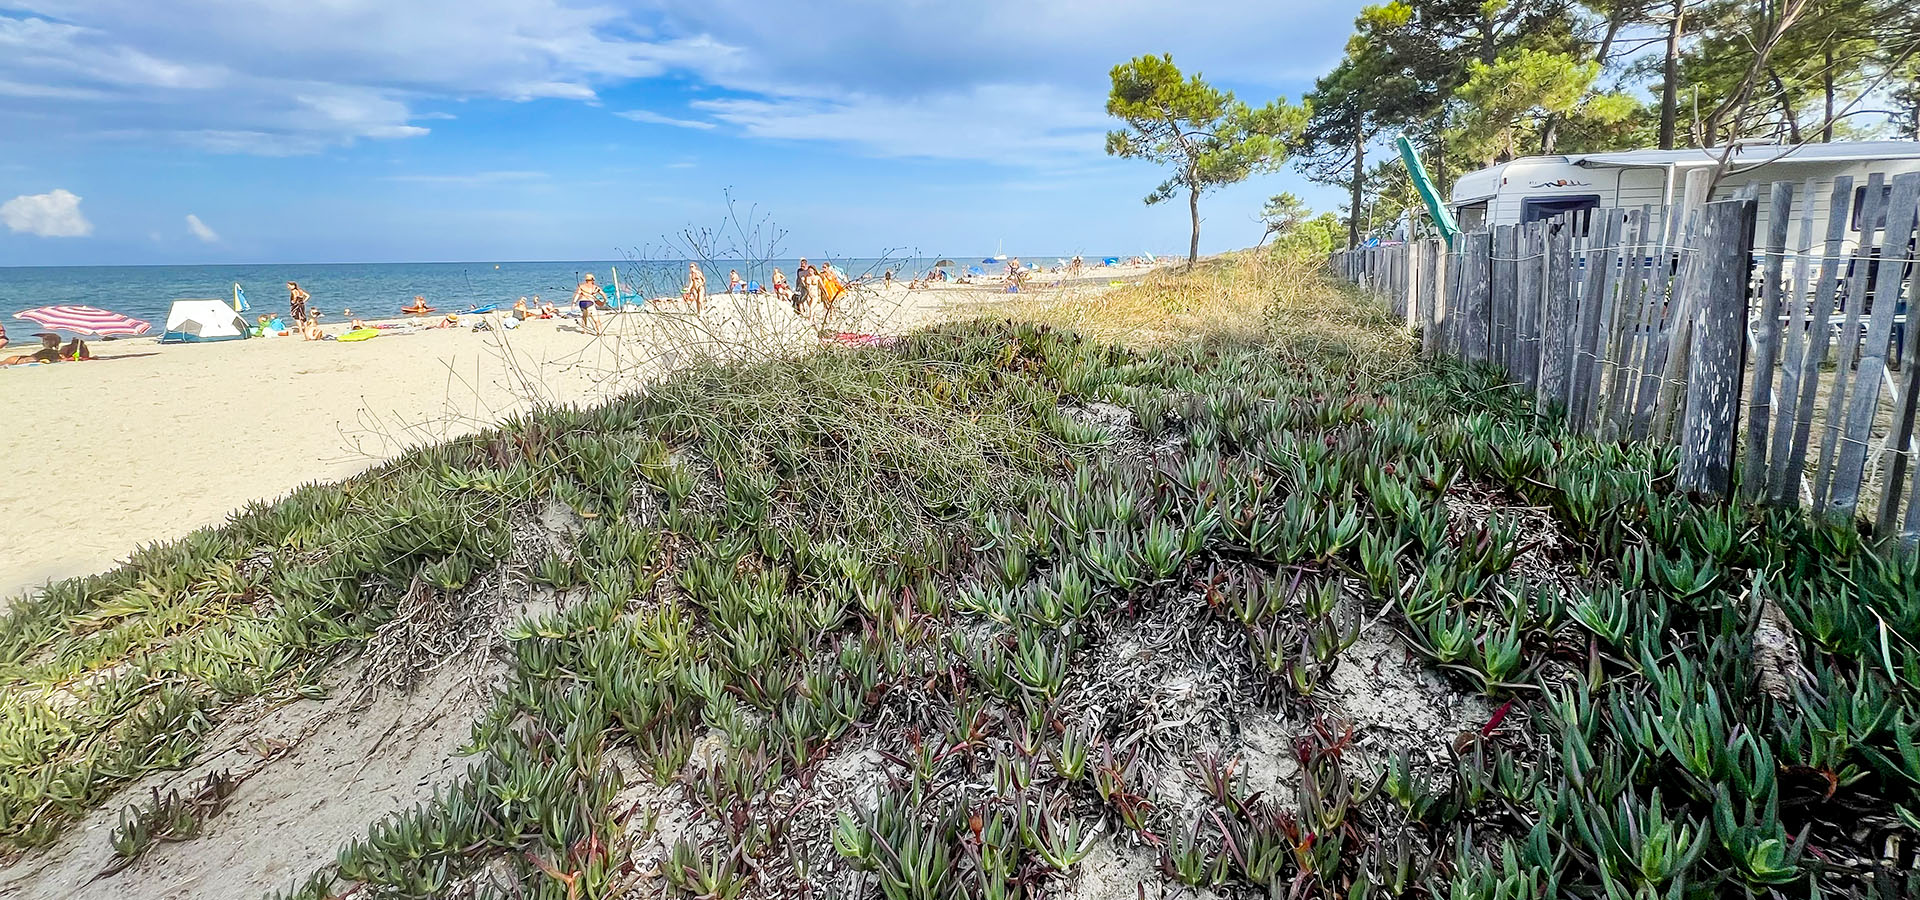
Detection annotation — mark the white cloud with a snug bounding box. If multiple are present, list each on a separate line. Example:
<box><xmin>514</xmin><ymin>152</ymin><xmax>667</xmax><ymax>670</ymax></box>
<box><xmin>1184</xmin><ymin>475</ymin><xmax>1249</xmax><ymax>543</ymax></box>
<box><xmin>185</xmin><ymin>213</ymin><xmax>218</xmax><ymax>242</ymax></box>
<box><xmin>1</xmin><ymin>189</ymin><xmax>93</xmax><ymax>237</ymax></box>
<box><xmin>0</xmin><ymin>1</ymin><xmax>1359</xmax><ymax>163</ymax></box>
<box><xmin>0</xmin><ymin>2</ymin><xmax>716</xmax><ymax>154</ymax></box>
<box><xmin>616</xmin><ymin>109</ymin><xmax>716</xmax><ymax>130</ymax></box>
<box><xmin>693</xmin><ymin>84</ymin><xmax>1111</xmax><ymax>164</ymax></box>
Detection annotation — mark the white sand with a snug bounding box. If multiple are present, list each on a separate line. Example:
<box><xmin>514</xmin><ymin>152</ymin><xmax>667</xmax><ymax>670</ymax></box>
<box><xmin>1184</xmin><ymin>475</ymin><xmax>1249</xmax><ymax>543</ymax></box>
<box><xmin>0</xmin><ymin>263</ymin><xmax>1163</xmax><ymax>600</ymax></box>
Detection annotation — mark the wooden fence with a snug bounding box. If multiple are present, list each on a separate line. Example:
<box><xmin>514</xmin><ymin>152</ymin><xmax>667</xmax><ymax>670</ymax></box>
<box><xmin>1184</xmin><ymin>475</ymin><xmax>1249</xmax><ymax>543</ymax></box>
<box><xmin>1336</xmin><ymin>174</ymin><xmax>1920</xmax><ymax>541</ymax></box>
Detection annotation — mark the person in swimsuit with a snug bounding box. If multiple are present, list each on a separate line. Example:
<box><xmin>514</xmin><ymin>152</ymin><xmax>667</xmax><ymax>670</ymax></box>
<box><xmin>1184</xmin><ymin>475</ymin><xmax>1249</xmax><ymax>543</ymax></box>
<box><xmin>287</xmin><ymin>282</ymin><xmax>310</xmax><ymax>321</ymax></box>
<box><xmin>572</xmin><ymin>274</ymin><xmax>607</xmax><ymax>334</ymax></box>
<box><xmin>402</xmin><ymin>296</ymin><xmax>434</xmax><ymax>315</ymax></box>
<box><xmin>0</xmin><ymin>333</ymin><xmax>68</xmax><ymax>366</ymax></box>
<box><xmin>727</xmin><ymin>269</ymin><xmax>744</xmax><ymax>294</ymax></box>
<box><xmin>682</xmin><ymin>262</ymin><xmax>707</xmax><ymax>313</ymax></box>
<box><xmin>801</xmin><ymin>264</ymin><xmax>826</xmax><ymax>320</ymax></box>
<box><xmin>770</xmin><ymin>268</ymin><xmax>790</xmax><ymax>304</ymax></box>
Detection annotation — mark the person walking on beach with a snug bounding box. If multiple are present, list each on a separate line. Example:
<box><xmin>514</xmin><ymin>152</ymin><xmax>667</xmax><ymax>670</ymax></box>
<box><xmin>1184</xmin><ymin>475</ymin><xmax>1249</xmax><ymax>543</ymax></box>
<box><xmin>794</xmin><ymin>259</ymin><xmax>813</xmax><ymax>315</ymax></box>
<box><xmin>287</xmin><ymin>282</ymin><xmax>310</xmax><ymax>322</ymax></box>
<box><xmin>801</xmin><ymin>263</ymin><xmax>826</xmax><ymax>319</ymax></box>
<box><xmin>573</xmin><ymin>273</ymin><xmax>608</xmax><ymax>334</ymax></box>
<box><xmin>682</xmin><ymin>262</ymin><xmax>707</xmax><ymax>313</ymax></box>
<box><xmin>770</xmin><ymin>268</ymin><xmax>791</xmax><ymax>305</ymax></box>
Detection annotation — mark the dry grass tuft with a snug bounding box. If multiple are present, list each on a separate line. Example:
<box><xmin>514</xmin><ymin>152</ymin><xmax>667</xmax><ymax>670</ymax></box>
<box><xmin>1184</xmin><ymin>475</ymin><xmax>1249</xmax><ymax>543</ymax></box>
<box><xmin>1002</xmin><ymin>251</ymin><xmax>1416</xmax><ymax>381</ymax></box>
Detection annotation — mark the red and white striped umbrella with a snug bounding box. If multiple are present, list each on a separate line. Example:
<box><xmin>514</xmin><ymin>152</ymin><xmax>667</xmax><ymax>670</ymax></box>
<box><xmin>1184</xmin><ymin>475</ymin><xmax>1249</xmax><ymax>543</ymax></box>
<box><xmin>13</xmin><ymin>305</ymin><xmax>152</xmax><ymax>337</ymax></box>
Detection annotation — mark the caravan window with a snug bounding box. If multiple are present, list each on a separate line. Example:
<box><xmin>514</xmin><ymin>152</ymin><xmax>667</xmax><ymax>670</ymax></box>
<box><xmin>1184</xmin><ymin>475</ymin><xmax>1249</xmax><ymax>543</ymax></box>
<box><xmin>1522</xmin><ymin>195</ymin><xmax>1602</xmax><ymax>231</ymax></box>
<box><xmin>1456</xmin><ymin>202</ymin><xmax>1488</xmax><ymax>231</ymax></box>
<box><xmin>1853</xmin><ymin>184</ymin><xmax>1893</xmax><ymax>232</ymax></box>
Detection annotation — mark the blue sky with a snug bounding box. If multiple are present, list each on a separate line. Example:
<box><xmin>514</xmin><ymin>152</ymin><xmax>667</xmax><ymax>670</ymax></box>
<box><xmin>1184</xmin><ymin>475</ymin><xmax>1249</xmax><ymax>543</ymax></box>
<box><xmin>0</xmin><ymin>1</ymin><xmax>1364</xmax><ymax>266</ymax></box>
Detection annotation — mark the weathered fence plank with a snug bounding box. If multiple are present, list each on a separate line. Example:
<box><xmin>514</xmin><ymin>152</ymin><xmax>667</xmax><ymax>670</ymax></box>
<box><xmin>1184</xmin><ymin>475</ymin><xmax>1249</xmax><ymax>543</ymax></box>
<box><xmin>1463</xmin><ymin>234</ymin><xmax>1491</xmax><ymax>364</ymax></box>
<box><xmin>1768</xmin><ymin>180</ymin><xmax>1822</xmax><ymax>505</ymax></box>
<box><xmin>1814</xmin><ymin>174</ymin><xmax>1887</xmax><ymax>511</ymax></box>
<box><xmin>1742</xmin><ymin>181</ymin><xmax>1795</xmax><ymax>501</ymax></box>
<box><xmin>1491</xmin><ymin>225</ymin><xmax>1517</xmax><ymax>371</ymax></box>
<box><xmin>1602</xmin><ymin>208</ymin><xmax>1652</xmax><ymax>438</ymax></box>
<box><xmin>1651</xmin><ymin>210</ymin><xmax>1707</xmax><ymax>443</ymax></box>
<box><xmin>1571</xmin><ymin>213</ymin><xmax>1623</xmax><ymax>433</ymax></box>
<box><xmin>1829</xmin><ymin>173</ymin><xmax>1920</xmax><ymax>517</ymax></box>
<box><xmin>1539</xmin><ymin>220</ymin><xmax>1574</xmax><ymax>414</ymax></box>
<box><xmin>1515</xmin><ymin>224</ymin><xmax>1543</xmax><ymax>392</ymax></box>
<box><xmin>1780</xmin><ymin>177</ymin><xmax>1857</xmax><ymax>505</ymax></box>
<box><xmin>1678</xmin><ymin>199</ymin><xmax>1759</xmax><ymax>497</ymax></box>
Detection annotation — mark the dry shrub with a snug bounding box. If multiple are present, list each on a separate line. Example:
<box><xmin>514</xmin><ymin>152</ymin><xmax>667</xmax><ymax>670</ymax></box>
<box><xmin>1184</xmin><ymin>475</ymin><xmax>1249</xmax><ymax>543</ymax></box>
<box><xmin>1001</xmin><ymin>251</ymin><xmax>1416</xmax><ymax>380</ymax></box>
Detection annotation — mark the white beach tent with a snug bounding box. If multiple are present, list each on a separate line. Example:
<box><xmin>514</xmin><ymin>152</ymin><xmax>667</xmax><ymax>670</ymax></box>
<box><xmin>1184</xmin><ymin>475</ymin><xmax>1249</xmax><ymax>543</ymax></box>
<box><xmin>160</xmin><ymin>298</ymin><xmax>250</xmax><ymax>343</ymax></box>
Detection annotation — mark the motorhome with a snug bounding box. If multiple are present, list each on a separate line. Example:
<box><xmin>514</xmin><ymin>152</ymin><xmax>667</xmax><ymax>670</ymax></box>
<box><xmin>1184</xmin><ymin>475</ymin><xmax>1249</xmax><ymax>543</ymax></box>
<box><xmin>1447</xmin><ymin>140</ymin><xmax>1920</xmax><ymax>243</ymax></box>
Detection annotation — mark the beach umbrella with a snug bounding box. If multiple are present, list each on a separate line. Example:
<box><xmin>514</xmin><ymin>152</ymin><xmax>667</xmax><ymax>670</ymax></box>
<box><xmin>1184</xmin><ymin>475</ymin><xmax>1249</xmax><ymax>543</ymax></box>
<box><xmin>934</xmin><ymin>259</ymin><xmax>955</xmax><ymax>267</ymax></box>
<box><xmin>14</xmin><ymin>305</ymin><xmax>152</xmax><ymax>337</ymax></box>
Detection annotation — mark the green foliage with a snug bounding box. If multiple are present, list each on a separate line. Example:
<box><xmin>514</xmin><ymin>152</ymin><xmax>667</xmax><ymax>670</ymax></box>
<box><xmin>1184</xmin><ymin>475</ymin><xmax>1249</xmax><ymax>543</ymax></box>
<box><xmin>1105</xmin><ymin>53</ymin><xmax>1305</xmax><ymax>263</ymax></box>
<box><xmin>11</xmin><ymin>259</ymin><xmax>1920</xmax><ymax>900</ymax></box>
<box><xmin>1452</xmin><ymin>48</ymin><xmax>1637</xmax><ymax>164</ymax></box>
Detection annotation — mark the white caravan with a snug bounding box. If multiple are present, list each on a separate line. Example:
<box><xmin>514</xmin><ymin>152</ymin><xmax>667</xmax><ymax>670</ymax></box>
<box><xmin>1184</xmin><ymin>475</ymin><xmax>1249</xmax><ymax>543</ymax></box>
<box><xmin>1447</xmin><ymin>140</ymin><xmax>1920</xmax><ymax>242</ymax></box>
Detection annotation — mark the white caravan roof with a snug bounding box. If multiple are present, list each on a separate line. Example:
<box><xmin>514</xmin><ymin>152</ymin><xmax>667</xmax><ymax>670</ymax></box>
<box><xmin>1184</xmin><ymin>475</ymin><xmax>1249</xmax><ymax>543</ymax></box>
<box><xmin>1451</xmin><ymin>140</ymin><xmax>1920</xmax><ymax>205</ymax></box>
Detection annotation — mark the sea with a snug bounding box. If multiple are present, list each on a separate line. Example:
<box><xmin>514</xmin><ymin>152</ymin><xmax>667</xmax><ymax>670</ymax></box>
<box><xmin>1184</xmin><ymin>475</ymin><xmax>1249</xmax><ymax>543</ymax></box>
<box><xmin>0</xmin><ymin>255</ymin><xmax>1079</xmax><ymax>332</ymax></box>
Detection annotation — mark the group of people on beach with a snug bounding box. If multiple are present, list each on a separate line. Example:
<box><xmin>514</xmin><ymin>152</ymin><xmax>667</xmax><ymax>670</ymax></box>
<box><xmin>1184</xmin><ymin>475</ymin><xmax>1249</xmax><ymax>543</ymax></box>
<box><xmin>0</xmin><ymin>329</ymin><xmax>90</xmax><ymax>367</ymax></box>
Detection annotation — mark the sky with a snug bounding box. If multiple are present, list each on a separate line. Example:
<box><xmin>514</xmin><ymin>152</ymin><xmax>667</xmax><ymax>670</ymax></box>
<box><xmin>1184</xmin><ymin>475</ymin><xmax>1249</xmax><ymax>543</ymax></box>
<box><xmin>0</xmin><ymin>1</ymin><xmax>1366</xmax><ymax>266</ymax></box>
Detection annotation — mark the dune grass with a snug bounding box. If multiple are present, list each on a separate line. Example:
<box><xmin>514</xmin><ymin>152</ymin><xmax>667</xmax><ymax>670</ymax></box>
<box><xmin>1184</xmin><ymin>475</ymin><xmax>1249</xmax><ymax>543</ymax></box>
<box><xmin>2</xmin><ymin>251</ymin><xmax>1918</xmax><ymax>899</ymax></box>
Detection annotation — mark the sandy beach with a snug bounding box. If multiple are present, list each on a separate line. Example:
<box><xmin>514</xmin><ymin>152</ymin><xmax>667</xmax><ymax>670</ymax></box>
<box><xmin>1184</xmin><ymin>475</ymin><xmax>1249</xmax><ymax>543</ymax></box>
<box><xmin>0</xmin><ymin>263</ymin><xmax>1161</xmax><ymax>599</ymax></box>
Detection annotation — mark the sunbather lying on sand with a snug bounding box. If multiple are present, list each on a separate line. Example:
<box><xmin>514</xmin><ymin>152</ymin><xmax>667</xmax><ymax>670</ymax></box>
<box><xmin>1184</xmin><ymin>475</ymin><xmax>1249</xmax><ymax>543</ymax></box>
<box><xmin>0</xmin><ymin>333</ymin><xmax>82</xmax><ymax>366</ymax></box>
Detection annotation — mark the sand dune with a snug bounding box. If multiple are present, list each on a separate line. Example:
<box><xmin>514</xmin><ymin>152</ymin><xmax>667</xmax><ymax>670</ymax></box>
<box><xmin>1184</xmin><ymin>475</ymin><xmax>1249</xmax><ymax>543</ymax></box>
<box><xmin>0</xmin><ymin>265</ymin><xmax>1159</xmax><ymax>599</ymax></box>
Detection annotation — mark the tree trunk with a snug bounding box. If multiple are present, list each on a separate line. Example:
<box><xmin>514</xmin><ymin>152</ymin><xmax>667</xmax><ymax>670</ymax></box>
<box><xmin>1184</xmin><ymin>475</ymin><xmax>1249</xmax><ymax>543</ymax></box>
<box><xmin>1541</xmin><ymin>114</ymin><xmax>1560</xmax><ymax>154</ymax></box>
<box><xmin>1660</xmin><ymin>0</ymin><xmax>1683</xmax><ymax>149</ymax></box>
<box><xmin>1187</xmin><ymin>182</ymin><xmax>1201</xmax><ymax>266</ymax></box>
<box><xmin>1596</xmin><ymin>11</ymin><xmax>1624</xmax><ymax>66</ymax></box>
<box><xmin>1348</xmin><ymin>127</ymin><xmax>1367</xmax><ymax>249</ymax></box>
<box><xmin>1771</xmin><ymin>71</ymin><xmax>1801</xmax><ymax>142</ymax></box>
<box><xmin>1823</xmin><ymin>47</ymin><xmax>1835</xmax><ymax>141</ymax></box>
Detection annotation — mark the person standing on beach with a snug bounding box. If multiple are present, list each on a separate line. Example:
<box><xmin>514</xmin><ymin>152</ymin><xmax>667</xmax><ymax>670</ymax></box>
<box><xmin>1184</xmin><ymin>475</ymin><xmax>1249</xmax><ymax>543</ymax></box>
<box><xmin>770</xmin><ymin>268</ymin><xmax>791</xmax><ymax>305</ymax></box>
<box><xmin>572</xmin><ymin>273</ymin><xmax>607</xmax><ymax>335</ymax></box>
<box><xmin>682</xmin><ymin>262</ymin><xmax>708</xmax><ymax>313</ymax></box>
<box><xmin>287</xmin><ymin>282</ymin><xmax>310</xmax><ymax>322</ymax></box>
<box><xmin>801</xmin><ymin>263</ymin><xmax>826</xmax><ymax>320</ymax></box>
<box><xmin>727</xmin><ymin>269</ymin><xmax>744</xmax><ymax>294</ymax></box>
<box><xmin>794</xmin><ymin>259</ymin><xmax>813</xmax><ymax>315</ymax></box>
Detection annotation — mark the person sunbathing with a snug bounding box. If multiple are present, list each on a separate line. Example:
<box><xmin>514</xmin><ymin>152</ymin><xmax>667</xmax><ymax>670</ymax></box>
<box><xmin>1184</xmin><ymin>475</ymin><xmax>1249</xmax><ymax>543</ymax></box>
<box><xmin>727</xmin><ymin>269</ymin><xmax>744</xmax><ymax>294</ymax></box>
<box><xmin>434</xmin><ymin>313</ymin><xmax>461</xmax><ymax>329</ymax></box>
<box><xmin>513</xmin><ymin>298</ymin><xmax>531</xmax><ymax>320</ymax></box>
<box><xmin>300</xmin><ymin>310</ymin><xmax>324</xmax><ymax>341</ymax></box>
<box><xmin>348</xmin><ymin>317</ymin><xmax>369</xmax><ymax>330</ymax></box>
<box><xmin>401</xmin><ymin>296</ymin><xmax>435</xmax><ymax>315</ymax></box>
<box><xmin>538</xmin><ymin>300</ymin><xmax>559</xmax><ymax>318</ymax></box>
<box><xmin>770</xmin><ymin>268</ymin><xmax>790</xmax><ymax>302</ymax></box>
<box><xmin>1</xmin><ymin>333</ymin><xmax>65</xmax><ymax>366</ymax></box>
